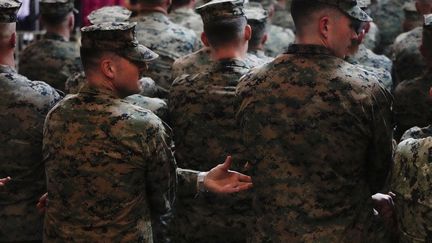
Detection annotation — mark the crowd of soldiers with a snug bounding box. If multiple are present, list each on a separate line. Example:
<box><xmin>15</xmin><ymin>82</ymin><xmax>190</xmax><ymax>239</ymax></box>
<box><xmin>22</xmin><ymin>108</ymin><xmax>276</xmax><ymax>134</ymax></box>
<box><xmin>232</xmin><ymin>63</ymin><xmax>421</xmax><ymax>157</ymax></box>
<box><xmin>0</xmin><ymin>0</ymin><xmax>431</xmax><ymax>242</ymax></box>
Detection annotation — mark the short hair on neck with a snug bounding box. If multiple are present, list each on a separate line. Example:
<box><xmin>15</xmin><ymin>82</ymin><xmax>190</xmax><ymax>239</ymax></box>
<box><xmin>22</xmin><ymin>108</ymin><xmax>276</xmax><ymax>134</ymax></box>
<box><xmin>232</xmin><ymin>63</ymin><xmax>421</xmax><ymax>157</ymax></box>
<box><xmin>41</xmin><ymin>12</ymin><xmax>71</xmax><ymax>27</ymax></box>
<box><xmin>204</xmin><ymin>16</ymin><xmax>247</xmax><ymax>48</ymax></box>
<box><xmin>248</xmin><ymin>19</ymin><xmax>267</xmax><ymax>50</ymax></box>
<box><xmin>291</xmin><ymin>0</ymin><xmax>342</xmax><ymax>34</ymax></box>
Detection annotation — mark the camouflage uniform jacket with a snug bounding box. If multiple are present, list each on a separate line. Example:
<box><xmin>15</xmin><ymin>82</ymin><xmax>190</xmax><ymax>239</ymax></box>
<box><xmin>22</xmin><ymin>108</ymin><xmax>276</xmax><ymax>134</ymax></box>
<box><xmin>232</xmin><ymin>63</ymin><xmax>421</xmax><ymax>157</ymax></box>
<box><xmin>0</xmin><ymin>65</ymin><xmax>61</xmax><ymax>241</ymax></box>
<box><xmin>43</xmin><ymin>83</ymin><xmax>198</xmax><ymax>242</ymax></box>
<box><xmin>169</xmin><ymin>7</ymin><xmax>203</xmax><ymax>38</ymax></box>
<box><xmin>248</xmin><ymin>49</ymin><xmax>274</xmax><ymax>65</ymax></box>
<box><xmin>391</xmin><ymin>26</ymin><xmax>426</xmax><ymax>84</ymax></box>
<box><xmin>394</xmin><ymin>70</ymin><xmax>432</xmax><ymax>140</ymax></box>
<box><xmin>169</xmin><ymin>58</ymin><xmax>251</xmax><ymax>242</ymax></box>
<box><xmin>172</xmin><ymin>47</ymin><xmax>270</xmax><ymax>79</ymax></box>
<box><xmin>237</xmin><ymin>44</ymin><xmax>393</xmax><ymax>242</ymax></box>
<box><xmin>130</xmin><ymin>12</ymin><xmax>200</xmax><ymax>90</ymax></box>
<box><xmin>18</xmin><ymin>32</ymin><xmax>82</xmax><ymax>91</ymax></box>
<box><xmin>364</xmin><ymin>22</ymin><xmax>381</xmax><ymax>51</ymax></box>
<box><xmin>265</xmin><ymin>24</ymin><xmax>295</xmax><ymax>57</ymax></box>
<box><xmin>391</xmin><ymin>126</ymin><xmax>432</xmax><ymax>242</ymax></box>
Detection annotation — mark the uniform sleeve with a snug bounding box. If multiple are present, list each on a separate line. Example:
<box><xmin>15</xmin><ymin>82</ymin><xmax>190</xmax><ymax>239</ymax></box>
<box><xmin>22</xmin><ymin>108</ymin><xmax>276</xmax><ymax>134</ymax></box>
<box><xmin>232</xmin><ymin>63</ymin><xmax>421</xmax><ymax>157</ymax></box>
<box><xmin>366</xmin><ymin>85</ymin><xmax>394</xmax><ymax>193</ymax></box>
<box><xmin>145</xmin><ymin>124</ymin><xmax>177</xmax><ymax>243</ymax></box>
<box><xmin>176</xmin><ymin>168</ymin><xmax>199</xmax><ymax>197</ymax></box>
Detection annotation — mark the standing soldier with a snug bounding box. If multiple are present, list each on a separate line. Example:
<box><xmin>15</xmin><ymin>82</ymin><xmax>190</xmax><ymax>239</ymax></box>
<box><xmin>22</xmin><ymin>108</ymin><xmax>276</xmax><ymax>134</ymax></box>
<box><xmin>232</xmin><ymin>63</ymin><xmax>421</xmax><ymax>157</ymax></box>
<box><xmin>18</xmin><ymin>0</ymin><xmax>81</xmax><ymax>91</ymax></box>
<box><xmin>237</xmin><ymin>0</ymin><xmax>393</xmax><ymax>241</ymax></box>
<box><xmin>0</xmin><ymin>0</ymin><xmax>62</xmax><ymax>241</ymax></box>
<box><xmin>391</xmin><ymin>0</ymin><xmax>431</xmax><ymax>85</ymax></box>
<box><xmin>169</xmin><ymin>0</ymin><xmax>252</xmax><ymax>242</ymax></box>
<box><xmin>394</xmin><ymin>13</ymin><xmax>432</xmax><ymax>139</ymax></box>
<box><xmin>390</xmin><ymin>15</ymin><xmax>432</xmax><ymax>242</ymax></box>
<box><xmin>130</xmin><ymin>0</ymin><xmax>200</xmax><ymax>92</ymax></box>
<box><xmin>43</xmin><ymin>21</ymin><xmax>252</xmax><ymax>242</ymax></box>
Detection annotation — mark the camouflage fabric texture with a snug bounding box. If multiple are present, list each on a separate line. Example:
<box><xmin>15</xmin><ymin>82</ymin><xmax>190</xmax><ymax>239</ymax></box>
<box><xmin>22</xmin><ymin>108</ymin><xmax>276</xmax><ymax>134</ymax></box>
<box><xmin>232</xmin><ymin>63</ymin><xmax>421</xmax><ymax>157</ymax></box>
<box><xmin>237</xmin><ymin>44</ymin><xmax>393</xmax><ymax>242</ymax></box>
<box><xmin>130</xmin><ymin>12</ymin><xmax>200</xmax><ymax>90</ymax></box>
<box><xmin>169</xmin><ymin>58</ymin><xmax>251</xmax><ymax>243</ymax></box>
<box><xmin>64</xmin><ymin>72</ymin><xmax>168</xmax><ymax>121</ymax></box>
<box><xmin>18</xmin><ymin>32</ymin><xmax>82</xmax><ymax>91</ymax></box>
<box><xmin>391</xmin><ymin>26</ymin><xmax>426</xmax><ymax>85</ymax></box>
<box><xmin>39</xmin><ymin>0</ymin><xmax>76</xmax><ymax>16</ymax></box>
<box><xmin>393</xmin><ymin>71</ymin><xmax>432</xmax><ymax>140</ymax></box>
<box><xmin>43</xmin><ymin>83</ymin><xmax>185</xmax><ymax>242</ymax></box>
<box><xmin>0</xmin><ymin>0</ymin><xmax>20</xmax><ymax>22</ymax></box>
<box><xmin>169</xmin><ymin>7</ymin><xmax>204</xmax><ymax>37</ymax></box>
<box><xmin>87</xmin><ymin>6</ymin><xmax>132</xmax><ymax>24</ymax></box>
<box><xmin>265</xmin><ymin>24</ymin><xmax>295</xmax><ymax>57</ymax></box>
<box><xmin>172</xmin><ymin>47</ymin><xmax>271</xmax><ymax>79</ymax></box>
<box><xmin>391</xmin><ymin>126</ymin><xmax>432</xmax><ymax>242</ymax></box>
<box><xmin>0</xmin><ymin>65</ymin><xmax>61</xmax><ymax>241</ymax></box>
<box><xmin>363</xmin><ymin>22</ymin><xmax>381</xmax><ymax>51</ymax></box>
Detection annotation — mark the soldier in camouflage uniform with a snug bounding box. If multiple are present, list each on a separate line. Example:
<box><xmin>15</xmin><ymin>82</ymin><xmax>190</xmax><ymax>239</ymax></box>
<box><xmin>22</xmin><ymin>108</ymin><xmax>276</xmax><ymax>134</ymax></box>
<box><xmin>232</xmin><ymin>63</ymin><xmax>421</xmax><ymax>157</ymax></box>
<box><xmin>245</xmin><ymin>2</ymin><xmax>274</xmax><ymax>64</ymax></box>
<box><xmin>169</xmin><ymin>0</ymin><xmax>204</xmax><ymax>37</ymax></box>
<box><xmin>237</xmin><ymin>0</ymin><xmax>393</xmax><ymax>241</ymax></box>
<box><xmin>346</xmin><ymin>0</ymin><xmax>393</xmax><ymax>90</ymax></box>
<box><xmin>169</xmin><ymin>1</ymin><xmax>252</xmax><ymax>242</ymax></box>
<box><xmin>0</xmin><ymin>1</ymin><xmax>62</xmax><ymax>241</ymax></box>
<box><xmin>130</xmin><ymin>0</ymin><xmax>200</xmax><ymax>92</ymax></box>
<box><xmin>394</xmin><ymin>14</ymin><xmax>432</xmax><ymax>140</ymax></box>
<box><xmin>391</xmin><ymin>0</ymin><xmax>431</xmax><ymax>85</ymax></box>
<box><xmin>43</xmin><ymin>21</ymin><xmax>252</xmax><ymax>242</ymax></box>
<box><xmin>271</xmin><ymin>0</ymin><xmax>295</xmax><ymax>29</ymax></box>
<box><xmin>18</xmin><ymin>0</ymin><xmax>81</xmax><ymax>91</ymax></box>
<box><xmin>391</xmin><ymin>23</ymin><xmax>432</xmax><ymax>238</ymax></box>
<box><xmin>401</xmin><ymin>1</ymin><xmax>422</xmax><ymax>32</ymax></box>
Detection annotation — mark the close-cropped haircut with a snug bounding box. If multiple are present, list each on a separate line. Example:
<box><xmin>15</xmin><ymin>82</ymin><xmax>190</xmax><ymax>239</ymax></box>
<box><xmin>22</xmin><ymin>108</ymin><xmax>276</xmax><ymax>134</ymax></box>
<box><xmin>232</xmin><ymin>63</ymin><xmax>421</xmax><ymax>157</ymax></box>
<box><xmin>80</xmin><ymin>47</ymin><xmax>108</xmax><ymax>72</ymax></box>
<box><xmin>204</xmin><ymin>16</ymin><xmax>247</xmax><ymax>48</ymax></box>
<box><xmin>291</xmin><ymin>0</ymin><xmax>340</xmax><ymax>32</ymax></box>
<box><xmin>248</xmin><ymin>19</ymin><xmax>267</xmax><ymax>49</ymax></box>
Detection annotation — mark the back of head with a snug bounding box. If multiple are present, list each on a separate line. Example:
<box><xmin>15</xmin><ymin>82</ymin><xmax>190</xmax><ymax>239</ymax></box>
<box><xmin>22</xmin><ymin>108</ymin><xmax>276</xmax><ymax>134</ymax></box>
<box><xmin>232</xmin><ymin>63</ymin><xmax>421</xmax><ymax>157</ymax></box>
<box><xmin>197</xmin><ymin>0</ymin><xmax>247</xmax><ymax>48</ymax></box>
<box><xmin>171</xmin><ymin>0</ymin><xmax>193</xmax><ymax>9</ymax></box>
<box><xmin>245</xmin><ymin>2</ymin><xmax>268</xmax><ymax>50</ymax></box>
<box><xmin>87</xmin><ymin>6</ymin><xmax>132</xmax><ymax>25</ymax></box>
<box><xmin>39</xmin><ymin>0</ymin><xmax>76</xmax><ymax>26</ymax></box>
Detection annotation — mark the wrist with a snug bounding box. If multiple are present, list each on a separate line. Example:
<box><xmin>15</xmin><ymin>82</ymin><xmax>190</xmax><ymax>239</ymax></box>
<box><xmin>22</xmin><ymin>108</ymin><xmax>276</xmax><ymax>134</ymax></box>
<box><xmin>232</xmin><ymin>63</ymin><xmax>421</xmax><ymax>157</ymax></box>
<box><xmin>197</xmin><ymin>172</ymin><xmax>208</xmax><ymax>193</ymax></box>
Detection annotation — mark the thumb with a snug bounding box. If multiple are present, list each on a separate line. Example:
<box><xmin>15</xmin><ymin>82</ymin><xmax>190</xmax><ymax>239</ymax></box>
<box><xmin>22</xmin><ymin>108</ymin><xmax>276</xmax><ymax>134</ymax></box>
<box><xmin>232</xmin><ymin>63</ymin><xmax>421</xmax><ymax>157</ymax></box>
<box><xmin>220</xmin><ymin>155</ymin><xmax>233</xmax><ymax>171</ymax></box>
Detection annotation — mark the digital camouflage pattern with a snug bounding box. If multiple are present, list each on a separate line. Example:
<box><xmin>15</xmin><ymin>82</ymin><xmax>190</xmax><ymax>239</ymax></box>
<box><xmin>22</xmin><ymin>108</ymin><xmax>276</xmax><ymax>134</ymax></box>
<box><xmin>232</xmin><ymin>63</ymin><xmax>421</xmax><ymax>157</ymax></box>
<box><xmin>363</xmin><ymin>22</ymin><xmax>381</xmax><ymax>51</ymax></box>
<box><xmin>264</xmin><ymin>24</ymin><xmax>295</xmax><ymax>57</ymax></box>
<box><xmin>0</xmin><ymin>65</ymin><xmax>61</xmax><ymax>241</ymax></box>
<box><xmin>18</xmin><ymin>32</ymin><xmax>82</xmax><ymax>91</ymax></box>
<box><xmin>391</xmin><ymin>126</ymin><xmax>432</xmax><ymax>242</ymax></box>
<box><xmin>169</xmin><ymin>7</ymin><xmax>204</xmax><ymax>37</ymax></box>
<box><xmin>64</xmin><ymin>72</ymin><xmax>168</xmax><ymax>121</ymax></box>
<box><xmin>237</xmin><ymin>44</ymin><xmax>393</xmax><ymax>242</ymax></box>
<box><xmin>169</xmin><ymin>58</ymin><xmax>251</xmax><ymax>243</ymax></box>
<box><xmin>43</xmin><ymin>83</ymin><xmax>199</xmax><ymax>242</ymax></box>
<box><xmin>370</xmin><ymin>0</ymin><xmax>406</xmax><ymax>51</ymax></box>
<box><xmin>391</xmin><ymin>26</ymin><xmax>426</xmax><ymax>85</ymax></box>
<box><xmin>0</xmin><ymin>0</ymin><xmax>20</xmax><ymax>22</ymax></box>
<box><xmin>172</xmin><ymin>47</ymin><xmax>271</xmax><ymax>79</ymax></box>
<box><xmin>393</xmin><ymin>71</ymin><xmax>432</xmax><ymax>140</ymax></box>
<box><xmin>87</xmin><ymin>6</ymin><xmax>132</xmax><ymax>24</ymax></box>
<box><xmin>39</xmin><ymin>0</ymin><xmax>76</xmax><ymax>17</ymax></box>
<box><xmin>248</xmin><ymin>49</ymin><xmax>274</xmax><ymax>64</ymax></box>
<box><xmin>130</xmin><ymin>12</ymin><xmax>200</xmax><ymax>90</ymax></box>
<box><xmin>272</xmin><ymin>2</ymin><xmax>295</xmax><ymax>30</ymax></box>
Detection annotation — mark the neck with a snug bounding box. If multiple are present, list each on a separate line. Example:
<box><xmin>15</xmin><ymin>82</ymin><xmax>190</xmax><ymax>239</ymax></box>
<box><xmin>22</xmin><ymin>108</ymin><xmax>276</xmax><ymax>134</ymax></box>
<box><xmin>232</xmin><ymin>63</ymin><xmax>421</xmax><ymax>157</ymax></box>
<box><xmin>45</xmin><ymin>26</ymin><xmax>70</xmax><ymax>41</ymax></box>
<box><xmin>210</xmin><ymin>45</ymin><xmax>246</xmax><ymax>61</ymax></box>
<box><xmin>172</xmin><ymin>0</ymin><xmax>194</xmax><ymax>11</ymax></box>
<box><xmin>0</xmin><ymin>49</ymin><xmax>15</xmax><ymax>68</ymax></box>
<box><xmin>294</xmin><ymin>33</ymin><xmax>324</xmax><ymax>46</ymax></box>
<box><xmin>86</xmin><ymin>73</ymin><xmax>122</xmax><ymax>98</ymax></box>
<box><xmin>137</xmin><ymin>5</ymin><xmax>168</xmax><ymax>15</ymax></box>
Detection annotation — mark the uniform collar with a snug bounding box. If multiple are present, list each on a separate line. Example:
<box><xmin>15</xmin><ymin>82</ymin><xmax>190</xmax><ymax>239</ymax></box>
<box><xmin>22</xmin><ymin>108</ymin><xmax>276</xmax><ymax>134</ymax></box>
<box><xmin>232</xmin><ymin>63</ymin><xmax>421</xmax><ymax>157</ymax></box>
<box><xmin>0</xmin><ymin>64</ymin><xmax>16</xmax><ymax>73</ymax></box>
<box><xmin>214</xmin><ymin>58</ymin><xmax>249</xmax><ymax>70</ymax></box>
<box><xmin>79</xmin><ymin>83</ymin><xmax>120</xmax><ymax>100</ymax></box>
<box><xmin>44</xmin><ymin>32</ymin><xmax>68</xmax><ymax>42</ymax></box>
<box><xmin>286</xmin><ymin>44</ymin><xmax>334</xmax><ymax>56</ymax></box>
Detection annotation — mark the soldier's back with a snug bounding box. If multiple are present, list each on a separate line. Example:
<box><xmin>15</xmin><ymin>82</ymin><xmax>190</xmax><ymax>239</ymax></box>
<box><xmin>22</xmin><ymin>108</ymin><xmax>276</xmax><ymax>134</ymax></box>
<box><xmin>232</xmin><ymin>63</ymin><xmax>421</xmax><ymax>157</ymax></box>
<box><xmin>170</xmin><ymin>8</ymin><xmax>203</xmax><ymax>37</ymax></box>
<box><xmin>391</xmin><ymin>126</ymin><xmax>432</xmax><ymax>242</ymax></box>
<box><xmin>237</xmin><ymin>44</ymin><xmax>393</xmax><ymax>242</ymax></box>
<box><xmin>43</xmin><ymin>84</ymin><xmax>176</xmax><ymax>242</ymax></box>
<box><xmin>18</xmin><ymin>32</ymin><xmax>82</xmax><ymax>91</ymax></box>
<box><xmin>169</xmin><ymin>58</ymin><xmax>251</xmax><ymax>242</ymax></box>
<box><xmin>394</xmin><ymin>71</ymin><xmax>432</xmax><ymax>139</ymax></box>
<box><xmin>265</xmin><ymin>24</ymin><xmax>295</xmax><ymax>57</ymax></box>
<box><xmin>392</xmin><ymin>26</ymin><xmax>426</xmax><ymax>84</ymax></box>
<box><xmin>0</xmin><ymin>64</ymin><xmax>61</xmax><ymax>241</ymax></box>
<box><xmin>131</xmin><ymin>12</ymin><xmax>199</xmax><ymax>90</ymax></box>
